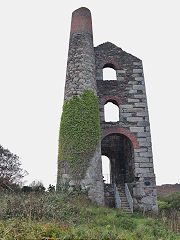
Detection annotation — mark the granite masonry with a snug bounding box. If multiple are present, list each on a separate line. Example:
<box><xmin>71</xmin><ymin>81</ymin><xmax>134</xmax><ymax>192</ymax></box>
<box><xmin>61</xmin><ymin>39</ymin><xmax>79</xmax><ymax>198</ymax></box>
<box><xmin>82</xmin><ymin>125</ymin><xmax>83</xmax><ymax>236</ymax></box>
<box><xmin>57</xmin><ymin>7</ymin><xmax>158</xmax><ymax>213</ymax></box>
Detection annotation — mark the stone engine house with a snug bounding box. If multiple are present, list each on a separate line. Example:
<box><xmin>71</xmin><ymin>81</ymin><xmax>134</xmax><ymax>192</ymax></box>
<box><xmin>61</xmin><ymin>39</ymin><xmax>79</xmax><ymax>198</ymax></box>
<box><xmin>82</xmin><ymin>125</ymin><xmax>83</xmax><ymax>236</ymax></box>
<box><xmin>57</xmin><ymin>7</ymin><xmax>158</xmax><ymax>212</ymax></box>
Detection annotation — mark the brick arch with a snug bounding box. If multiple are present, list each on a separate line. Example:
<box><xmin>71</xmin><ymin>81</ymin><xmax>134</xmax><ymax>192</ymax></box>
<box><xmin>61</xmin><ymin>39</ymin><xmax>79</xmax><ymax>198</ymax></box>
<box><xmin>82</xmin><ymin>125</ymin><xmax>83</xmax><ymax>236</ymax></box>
<box><xmin>101</xmin><ymin>126</ymin><xmax>140</xmax><ymax>149</ymax></box>
<box><xmin>101</xmin><ymin>95</ymin><xmax>123</xmax><ymax>106</ymax></box>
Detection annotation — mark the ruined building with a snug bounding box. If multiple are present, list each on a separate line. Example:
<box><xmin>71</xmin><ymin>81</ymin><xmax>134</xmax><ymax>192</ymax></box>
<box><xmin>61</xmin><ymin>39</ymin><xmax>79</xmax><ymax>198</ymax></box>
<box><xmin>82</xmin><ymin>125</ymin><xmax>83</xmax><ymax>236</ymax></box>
<box><xmin>57</xmin><ymin>7</ymin><xmax>158</xmax><ymax>212</ymax></box>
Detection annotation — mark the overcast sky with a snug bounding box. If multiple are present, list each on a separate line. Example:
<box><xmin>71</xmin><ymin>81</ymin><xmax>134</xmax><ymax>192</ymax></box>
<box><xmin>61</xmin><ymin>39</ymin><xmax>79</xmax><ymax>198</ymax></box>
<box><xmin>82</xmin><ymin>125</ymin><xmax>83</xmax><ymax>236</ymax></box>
<box><xmin>0</xmin><ymin>0</ymin><xmax>179</xmax><ymax>188</ymax></box>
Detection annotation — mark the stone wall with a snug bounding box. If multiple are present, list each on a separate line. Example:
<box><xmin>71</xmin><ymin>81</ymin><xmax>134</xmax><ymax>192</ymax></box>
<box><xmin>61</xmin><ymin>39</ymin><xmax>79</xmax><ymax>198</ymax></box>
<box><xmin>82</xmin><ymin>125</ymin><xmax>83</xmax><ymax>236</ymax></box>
<box><xmin>95</xmin><ymin>42</ymin><xmax>158</xmax><ymax>212</ymax></box>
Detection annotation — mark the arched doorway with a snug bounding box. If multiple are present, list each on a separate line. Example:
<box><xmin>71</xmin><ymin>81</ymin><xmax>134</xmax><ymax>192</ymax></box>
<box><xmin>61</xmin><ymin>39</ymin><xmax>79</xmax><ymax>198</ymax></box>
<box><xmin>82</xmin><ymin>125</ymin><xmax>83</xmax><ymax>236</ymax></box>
<box><xmin>101</xmin><ymin>133</ymin><xmax>134</xmax><ymax>185</ymax></box>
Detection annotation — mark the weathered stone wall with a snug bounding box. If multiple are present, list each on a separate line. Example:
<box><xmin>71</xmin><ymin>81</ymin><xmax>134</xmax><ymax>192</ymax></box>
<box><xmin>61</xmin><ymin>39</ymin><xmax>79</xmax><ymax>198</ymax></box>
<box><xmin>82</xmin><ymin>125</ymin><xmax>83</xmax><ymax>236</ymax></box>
<box><xmin>95</xmin><ymin>42</ymin><xmax>158</xmax><ymax>212</ymax></box>
<box><xmin>58</xmin><ymin>7</ymin><xmax>104</xmax><ymax>206</ymax></box>
<box><xmin>81</xmin><ymin>142</ymin><xmax>104</xmax><ymax>205</ymax></box>
<box><xmin>104</xmin><ymin>184</ymin><xmax>115</xmax><ymax>208</ymax></box>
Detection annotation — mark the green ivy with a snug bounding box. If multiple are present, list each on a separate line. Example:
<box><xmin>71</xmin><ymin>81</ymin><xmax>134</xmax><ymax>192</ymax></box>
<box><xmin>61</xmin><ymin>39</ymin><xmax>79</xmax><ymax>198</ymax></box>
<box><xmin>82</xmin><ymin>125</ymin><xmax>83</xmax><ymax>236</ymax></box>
<box><xmin>58</xmin><ymin>90</ymin><xmax>101</xmax><ymax>180</ymax></box>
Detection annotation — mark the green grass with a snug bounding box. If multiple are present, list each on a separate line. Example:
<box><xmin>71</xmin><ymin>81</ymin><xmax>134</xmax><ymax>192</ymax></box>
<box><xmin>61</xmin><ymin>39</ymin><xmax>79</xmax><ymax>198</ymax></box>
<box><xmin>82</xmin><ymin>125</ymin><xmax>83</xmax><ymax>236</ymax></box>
<box><xmin>0</xmin><ymin>191</ymin><xmax>180</xmax><ymax>239</ymax></box>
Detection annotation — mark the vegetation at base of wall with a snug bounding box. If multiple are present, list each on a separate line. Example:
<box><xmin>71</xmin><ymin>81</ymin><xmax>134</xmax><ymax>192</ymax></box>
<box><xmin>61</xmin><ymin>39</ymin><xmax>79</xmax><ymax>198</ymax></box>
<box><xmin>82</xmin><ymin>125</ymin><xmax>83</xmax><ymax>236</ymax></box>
<box><xmin>158</xmin><ymin>192</ymin><xmax>180</xmax><ymax>211</ymax></box>
<box><xmin>157</xmin><ymin>192</ymin><xmax>180</xmax><ymax>232</ymax></box>
<box><xmin>0</xmin><ymin>191</ymin><xmax>180</xmax><ymax>240</ymax></box>
<box><xmin>0</xmin><ymin>191</ymin><xmax>179</xmax><ymax>240</ymax></box>
<box><xmin>58</xmin><ymin>90</ymin><xmax>101</xmax><ymax>179</ymax></box>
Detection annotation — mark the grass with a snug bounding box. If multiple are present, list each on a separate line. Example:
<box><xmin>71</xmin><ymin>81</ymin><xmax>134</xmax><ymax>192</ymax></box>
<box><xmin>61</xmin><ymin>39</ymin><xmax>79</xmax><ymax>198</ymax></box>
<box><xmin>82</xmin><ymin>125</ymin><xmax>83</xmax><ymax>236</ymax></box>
<box><xmin>0</xmin><ymin>191</ymin><xmax>180</xmax><ymax>239</ymax></box>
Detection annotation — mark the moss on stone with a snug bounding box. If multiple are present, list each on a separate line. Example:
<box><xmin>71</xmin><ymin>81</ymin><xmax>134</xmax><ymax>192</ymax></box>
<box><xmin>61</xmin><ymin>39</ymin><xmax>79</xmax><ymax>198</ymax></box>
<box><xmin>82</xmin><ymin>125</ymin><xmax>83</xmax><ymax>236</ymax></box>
<box><xmin>58</xmin><ymin>90</ymin><xmax>100</xmax><ymax>179</ymax></box>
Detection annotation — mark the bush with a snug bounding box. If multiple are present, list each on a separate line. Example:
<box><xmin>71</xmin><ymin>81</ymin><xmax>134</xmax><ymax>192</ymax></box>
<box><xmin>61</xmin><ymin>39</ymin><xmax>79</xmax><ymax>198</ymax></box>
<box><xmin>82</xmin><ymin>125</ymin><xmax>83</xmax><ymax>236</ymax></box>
<box><xmin>158</xmin><ymin>192</ymin><xmax>180</xmax><ymax>211</ymax></box>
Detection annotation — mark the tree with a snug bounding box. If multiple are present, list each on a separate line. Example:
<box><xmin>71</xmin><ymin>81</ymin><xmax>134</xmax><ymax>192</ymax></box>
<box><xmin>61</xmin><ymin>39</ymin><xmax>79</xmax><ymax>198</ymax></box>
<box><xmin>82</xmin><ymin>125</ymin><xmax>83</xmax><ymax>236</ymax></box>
<box><xmin>47</xmin><ymin>184</ymin><xmax>55</xmax><ymax>192</ymax></box>
<box><xmin>0</xmin><ymin>145</ymin><xmax>27</xmax><ymax>190</ymax></box>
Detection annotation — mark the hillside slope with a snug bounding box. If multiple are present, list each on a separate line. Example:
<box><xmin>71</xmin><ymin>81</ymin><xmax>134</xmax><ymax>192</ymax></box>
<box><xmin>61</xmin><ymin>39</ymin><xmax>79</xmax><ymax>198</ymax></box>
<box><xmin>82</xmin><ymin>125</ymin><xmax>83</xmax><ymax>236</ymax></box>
<box><xmin>157</xmin><ymin>184</ymin><xmax>180</xmax><ymax>197</ymax></box>
<box><xmin>0</xmin><ymin>191</ymin><xmax>180</xmax><ymax>239</ymax></box>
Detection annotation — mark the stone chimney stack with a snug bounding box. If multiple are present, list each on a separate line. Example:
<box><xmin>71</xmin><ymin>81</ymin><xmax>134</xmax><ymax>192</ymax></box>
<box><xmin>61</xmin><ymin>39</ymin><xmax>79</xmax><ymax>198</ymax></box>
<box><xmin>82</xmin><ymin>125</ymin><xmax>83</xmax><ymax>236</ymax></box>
<box><xmin>57</xmin><ymin>7</ymin><xmax>104</xmax><ymax>206</ymax></box>
<box><xmin>64</xmin><ymin>7</ymin><xmax>97</xmax><ymax>101</ymax></box>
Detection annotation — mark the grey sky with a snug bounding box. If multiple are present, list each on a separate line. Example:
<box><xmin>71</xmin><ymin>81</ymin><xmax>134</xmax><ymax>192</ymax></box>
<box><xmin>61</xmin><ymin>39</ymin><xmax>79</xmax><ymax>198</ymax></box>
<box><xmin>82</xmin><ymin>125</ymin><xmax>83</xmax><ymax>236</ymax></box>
<box><xmin>0</xmin><ymin>0</ymin><xmax>179</xmax><ymax>187</ymax></box>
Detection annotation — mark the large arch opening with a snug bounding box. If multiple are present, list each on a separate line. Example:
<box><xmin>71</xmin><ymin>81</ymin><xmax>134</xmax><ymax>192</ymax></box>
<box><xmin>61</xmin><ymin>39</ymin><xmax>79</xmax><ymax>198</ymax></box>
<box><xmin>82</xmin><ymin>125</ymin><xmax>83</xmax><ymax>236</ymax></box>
<box><xmin>101</xmin><ymin>133</ymin><xmax>134</xmax><ymax>185</ymax></box>
<box><xmin>103</xmin><ymin>63</ymin><xmax>116</xmax><ymax>80</ymax></box>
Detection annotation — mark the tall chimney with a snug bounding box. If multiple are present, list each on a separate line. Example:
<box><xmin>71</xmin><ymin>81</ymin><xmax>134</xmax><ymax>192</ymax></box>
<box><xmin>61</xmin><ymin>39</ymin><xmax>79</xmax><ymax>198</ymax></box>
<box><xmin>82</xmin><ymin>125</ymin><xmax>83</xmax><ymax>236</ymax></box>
<box><xmin>64</xmin><ymin>7</ymin><xmax>97</xmax><ymax>101</ymax></box>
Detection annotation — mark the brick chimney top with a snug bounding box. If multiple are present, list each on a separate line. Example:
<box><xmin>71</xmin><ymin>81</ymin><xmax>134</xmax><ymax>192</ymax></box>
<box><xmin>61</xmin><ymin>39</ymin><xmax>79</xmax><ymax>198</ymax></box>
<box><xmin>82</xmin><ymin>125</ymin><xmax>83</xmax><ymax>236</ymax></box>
<box><xmin>70</xmin><ymin>7</ymin><xmax>93</xmax><ymax>35</ymax></box>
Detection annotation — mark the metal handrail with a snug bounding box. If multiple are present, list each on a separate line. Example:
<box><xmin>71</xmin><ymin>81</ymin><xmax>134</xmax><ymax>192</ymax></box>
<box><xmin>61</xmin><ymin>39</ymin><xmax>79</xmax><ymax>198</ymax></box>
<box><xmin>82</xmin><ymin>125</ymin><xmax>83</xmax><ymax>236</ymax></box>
<box><xmin>125</xmin><ymin>183</ymin><xmax>133</xmax><ymax>213</ymax></box>
<box><xmin>113</xmin><ymin>183</ymin><xmax>121</xmax><ymax>209</ymax></box>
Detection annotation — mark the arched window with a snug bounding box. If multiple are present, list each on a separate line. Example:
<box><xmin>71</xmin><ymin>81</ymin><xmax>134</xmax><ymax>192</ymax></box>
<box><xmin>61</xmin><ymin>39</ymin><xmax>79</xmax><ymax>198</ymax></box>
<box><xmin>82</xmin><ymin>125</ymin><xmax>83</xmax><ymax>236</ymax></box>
<box><xmin>102</xmin><ymin>155</ymin><xmax>111</xmax><ymax>184</ymax></box>
<box><xmin>103</xmin><ymin>63</ymin><xmax>116</xmax><ymax>80</ymax></box>
<box><xmin>104</xmin><ymin>101</ymin><xmax>119</xmax><ymax>122</ymax></box>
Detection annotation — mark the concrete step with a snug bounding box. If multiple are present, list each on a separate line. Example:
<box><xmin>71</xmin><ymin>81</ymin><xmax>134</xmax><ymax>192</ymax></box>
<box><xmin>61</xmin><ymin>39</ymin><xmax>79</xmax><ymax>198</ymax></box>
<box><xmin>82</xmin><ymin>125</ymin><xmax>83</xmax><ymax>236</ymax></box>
<box><xmin>121</xmin><ymin>204</ymin><xmax>129</xmax><ymax>206</ymax></box>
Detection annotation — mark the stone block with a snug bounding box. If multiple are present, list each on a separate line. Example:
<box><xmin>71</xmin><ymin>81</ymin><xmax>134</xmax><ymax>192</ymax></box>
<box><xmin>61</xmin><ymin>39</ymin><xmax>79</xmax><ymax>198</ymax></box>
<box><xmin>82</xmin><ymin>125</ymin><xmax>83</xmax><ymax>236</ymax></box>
<box><xmin>122</xmin><ymin>113</ymin><xmax>132</xmax><ymax>117</ymax></box>
<box><xmin>135</xmin><ymin>157</ymin><xmax>150</xmax><ymax>163</ymax></box>
<box><xmin>127</xmin><ymin>117</ymin><xmax>143</xmax><ymax>122</ymax></box>
<box><xmin>139</xmin><ymin>141</ymin><xmax>151</xmax><ymax>147</ymax></box>
<box><xmin>146</xmin><ymin>137</ymin><xmax>152</xmax><ymax>143</ymax></box>
<box><xmin>138</xmin><ymin>138</ymin><xmax>147</xmax><ymax>142</ymax></box>
<box><xmin>135</xmin><ymin>102</ymin><xmax>146</xmax><ymax>107</ymax></box>
<box><xmin>135</xmin><ymin>163</ymin><xmax>140</xmax><ymax>168</ymax></box>
<box><xmin>137</xmin><ymin>121</ymin><xmax>149</xmax><ymax>127</ymax></box>
<box><xmin>146</xmin><ymin>126</ymin><xmax>150</xmax><ymax>131</ymax></box>
<box><xmin>117</xmin><ymin>77</ymin><xmax>125</xmax><ymax>81</ymax></box>
<box><xmin>140</xmin><ymin>163</ymin><xmax>153</xmax><ymax>168</ymax></box>
<box><xmin>134</xmin><ymin>94</ymin><xmax>146</xmax><ymax>99</ymax></box>
<box><xmin>130</xmin><ymin>127</ymin><xmax>144</xmax><ymax>132</ymax></box>
<box><xmin>117</xmin><ymin>70</ymin><xmax>126</xmax><ymax>74</ymax></box>
<box><xmin>133</xmin><ymin>69</ymin><xmax>143</xmax><ymax>73</ymax></box>
<box><xmin>141</xmin><ymin>173</ymin><xmax>155</xmax><ymax>178</ymax></box>
<box><xmin>140</xmin><ymin>152</ymin><xmax>153</xmax><ymax>158</ymax></box>
<box><xmin>135</xmin><ymin>168</ymin><xmax>150</xmax><ymax>174</ymax></box>
<box><xmin>137</xmin><ymin>132</ymin><xmax>150</xmax><ymax>137</ymax></box>
<box><xmin>128</xmin><ymin>98</ymin><xmax>139</xmax><ymax>103</ymax></box>
<box><xmin>132</xmin><ymin>73</ymin><xmax>140</xmax><ymax>77</ymax></box>
<box><xmin>133</xmin><ymin>62</ymin><xmax>142</xmax><ymax>66</ymax></box>
<box><xmin>136</xmin><ymin>112</ymin><xmax>148</xmax><ymax>116</ymax></box>
<box><xmin>133</xmin><ymin>85</ymin><xmax>145</xmax><ymax>90</ymax></box>
<box><xmin>129</xmin><ymin>89</ymin><xmax>137</xmax><ymax>94</ymax></box>
<box><xmin>135</xmin><ymin>77</ymin><xmax>144</xmax><ymax>81</ymax></box>
<box><xmin>134</xmin><ymin>148</ymin><xmax>147</xmax><ymax>153</ymax></box>
<box><xmin>121</xmin><ymin>104</ymin><xmax>133</xmax><ymax>109</ymax></box>
<box><xmin>122</xmin><ymin>108</ymin><xmax>144</xmax><ymax>113</ymax></box>
<box><xmin>128</xmin><ymin>81</ymin><xmax>137</xmax><ymax>84</ymax></box>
